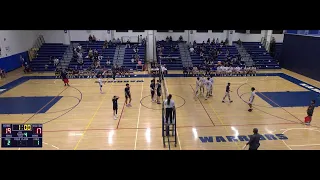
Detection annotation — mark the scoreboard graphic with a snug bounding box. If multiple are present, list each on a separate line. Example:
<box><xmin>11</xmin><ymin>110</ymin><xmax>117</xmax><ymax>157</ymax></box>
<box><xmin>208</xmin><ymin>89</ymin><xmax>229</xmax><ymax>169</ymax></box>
<box><xmin>1</xmin><ymin>124</ymin><xmax>43</xmax><ymax>148</ymax></box>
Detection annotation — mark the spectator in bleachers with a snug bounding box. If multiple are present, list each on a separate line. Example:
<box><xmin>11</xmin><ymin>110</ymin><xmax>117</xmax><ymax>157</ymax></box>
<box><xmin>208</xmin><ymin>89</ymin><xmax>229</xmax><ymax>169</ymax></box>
<box><xmin>237</xmin><ymin>39</ymin><xmax>242</xmax><ymax>47</ymax></box>
<box><xmin>169</xmin><ymin>36</ymin><xmax>172</xmax><ymax>41</ymax></box>
<box><xmin>126</xmin><ymin>39</ymin><xmax>131</xmax><ymax>48</ymax></box>
<box><xmin>200</xmin><ymin>51</ymin><xmax>204</xmax><ymax>59</ymax></box>
<box><xmin>20</xmin><ymin>55</ymin><xmax>25</xmax><ymax>64</ymax></box>
<box><xmin>225</xmin><ymin>38</ymin><xmax>229</xmax><ymax>46</ymax></box>
<box><xmin>174</xmin><ymin>44</ymin><xmax>179</xmax><ymax>51</ymax></box>
<box><xmin>216</xmin><ymin>38</ymin><xmax>219</xmax><ymax>44</ymax></box>
<box><xmin>133</xmin><ymin>46</ymin><xmax>139</xmax><ymax>53</ymax></box>
<box><xmin>0</xmin><ymin>68</ymin><xmax>6</xmax><ymax>78</ymax></box>
<box><xmin>103</xmin><ymin>40</ymin><xmax>109</xmax><ymax>49</ymax></box>
<box><xmin>179</xmin><ymin>35</ymin><xmax>183</xmax><ymax>42</ymax></box>
<box><xmin>89</xmin><ymin>35</ymin><xmax>93</xmax><ymax>42</ymax></box>
<box><xmin>88</xmin><ymin>48</ymin><xmax>93</xmax><ymax>59</ymax></box>
<box><xmin>92</xmin><ymin>35</ymin><xmax>97</xmax><ymax>42</ymax></box>
<box><xmin>54</xmin><ymin>57</ymin><xmax>59</xmax><ymax>67</ymax></box>
<box><xmin>93</xmin><ymin>49</ymin><xmax>99</xmax><ymax>58</ymax></box>
<box><xmin>142</xmin><ymin>37</ymin><xmax>146</xmax><ymax>45</ymax></box>
<box><xmin>131</xmin><ymin>55</ymin><xmax>135</xmax><ymax>63</ymax></box>
<box><xmin>116</xmin><ymin>38</ymin><xmax>121</xmax><ymax>44</ymax></box>
<box><xmin>189</xmin><ymin>46</ymin><xmax>194</xmax><ymax>54</ymax></box>
<box><xmin>166</xmin><ymin>36</ymin><xmax>170</xmax><ymax>42</ymax></box>
<box><xmin>207</xmin><ymin>38</ymin><xmax>210</xmax><ymax>44</ymax></box>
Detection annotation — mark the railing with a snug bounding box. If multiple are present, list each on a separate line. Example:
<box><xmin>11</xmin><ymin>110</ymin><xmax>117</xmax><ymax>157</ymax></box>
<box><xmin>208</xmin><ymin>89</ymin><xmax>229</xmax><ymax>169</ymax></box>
<box><xmin>28</xmin><ymin>35</ymin><xmax>45</xmax><ymax>61</ymax></box>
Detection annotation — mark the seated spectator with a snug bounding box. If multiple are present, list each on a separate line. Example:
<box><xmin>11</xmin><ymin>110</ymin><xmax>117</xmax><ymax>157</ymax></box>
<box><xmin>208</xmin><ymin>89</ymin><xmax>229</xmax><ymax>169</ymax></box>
<box><xmin>126</xmin><ymin>39</ymin><xmax>131</xmax><ymax>48</ymax></box>
<box><xmin>174</xmin><ymin>44</ymin><xmax>179</xmax><ymax>51</ymax></box>
<box><xmin>116</xmin><ymin>38</ymin><xmax>121</xmax><ymax>44</ymax></box>
<box><xmin>20</xmin><ymin>55</ymin><xmax>25</xmax><ymax>64</ymax></box>
<box><xmin>131</xmin><ymin>55</ymin><xmax>135</xmax><ymax>63</ymax></box>
<box><xmin>92</xmin><ymin>35</ymin><xmax>97</xmax><ymax>42</ymax></box>
<box><xmin>93</xmin><ymin>49</ymin><xmax>99</xmax><ymax>58</ymax></box>
<box><xmin>237</xmin><ymin>39</ymin><xmax>242</xmax><ymax>46</ymax></box>
<box><xmin>216</xmin><ymin>38</ymin><xmax>219</xmax><ymax>44</ymax></box>
<box><xmin>169</xmin><ymin>36</ymin><xmax>172</xmax><ymax>41</ymax></box>
<box><xmin>54</xmin><ymin>57</ymin><xmax>59</xmax><ymax>66</ymax></box>
<box><xmin>179</xmin><ymin>35</ymin><xmax>183</xmax><ymax>41</ymax></box>
<box><xmin>207</xmin><ymin>38</ymin><xmax>210</xmax><ymax>44</ymax></box>
<box><xmin>98</xmin><ymin>55</ymin><xmax>103</xmax><ymax>61</ymax></box>
<box><xmin>200</xmin><ymin>52</ymin><xmax>204</xmax><ymax>58</ymax></box>
<box><xmin>133</xmin><ymin>46</ymin><xmax>139</xmax><ymax>53</ymax></box>
<box><xmin>89</xmin><ymin>35</ymin><xmax>93</xmax><ymax>42</ymax></box>
<box><xmin>189</xmin><ymin>47</ymin><xmax>194</xmax><ymax>54</ymax></box>
<box><xmin>88</xmin><ymin>49</ymin><xmax>93</xmax><ymax>59</ymax></box>
<box><xmin>226</xmin><ymin>49</ymin><xmax>230</xmax><ymax>56</ymax></box>
<box><xmin>166</xmin><ymin>36</ymin><xmax>169</xmax><ymax>42</ymax></box>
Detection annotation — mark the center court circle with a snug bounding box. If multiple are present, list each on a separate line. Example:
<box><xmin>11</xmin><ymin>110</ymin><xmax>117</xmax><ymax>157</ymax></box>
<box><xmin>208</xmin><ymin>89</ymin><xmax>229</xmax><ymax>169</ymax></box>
<box><xmin>140</xmin><ymin>94</ymin><xmax>186</xmax><ymax>110</ymax></box>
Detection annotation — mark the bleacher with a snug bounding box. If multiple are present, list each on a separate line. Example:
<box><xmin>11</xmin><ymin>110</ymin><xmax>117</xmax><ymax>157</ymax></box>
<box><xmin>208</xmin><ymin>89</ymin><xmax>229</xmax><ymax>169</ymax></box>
<box><xmin>190</xmin><ymin>44</ymin><xmax>239</xmax><ymax>66</ymax></box>
<box><xmin>31</xmin><ymin>43</ymin><xmax>68</xmax><ymax>71</ymax></box>
<box><xmin>68</xmin><ymin>41</ymin><xmax>116</xmax><ymax>69</ymax></box>
<box><xmin>123</xmin><ymin>44</ymin><xmax>146</xmax><ymax>70</ymax></box>
<box><xmin>156</xmin><ymin>41</ymin><xmax>183</xmax><ymax>70</ymax></box>
<box><xmin>242</xmin><ymin>42</ymin><xmax>280</xmax><ymax>69</ymax></box>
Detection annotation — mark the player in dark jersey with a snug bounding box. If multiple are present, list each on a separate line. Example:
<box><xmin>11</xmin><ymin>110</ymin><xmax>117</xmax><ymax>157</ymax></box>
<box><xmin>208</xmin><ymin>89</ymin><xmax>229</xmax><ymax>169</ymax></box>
<box><xmin>112</xmin><ymin>96</ymin><xmax>119</xmax><ymax>120</ymax></box>
<box><xmin>61</xmin><ymin>70</ymin><xmax>70</xmax><ymax>86</ymax></box>
<box><xmin>125</xmin><ymin>83</ymin><xmax>132</xmax><ymax>107</ymax></box>
<box><xmin>222</xmin><ymin>82</ymin><xmax>233</xmax><ymax>103</ymax></box>
<box><xmin>150</xmin><ymin>79</ymin><xmax>155</xmax><ymax>102</ymax></box>
<box><xmin>156</xmin><ymin>80</ymin><xmax>162</xmax><ymax>104</ymax></box>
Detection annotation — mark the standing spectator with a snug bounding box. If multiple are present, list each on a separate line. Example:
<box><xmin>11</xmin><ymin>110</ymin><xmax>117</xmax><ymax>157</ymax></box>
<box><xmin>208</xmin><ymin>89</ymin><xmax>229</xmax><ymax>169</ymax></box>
<box><xmin>88</xmin><ymin>35</ymin><xmax>93</xmax><ymax>42</ymax></box>
<box><xmin>207</xmin><ymin>38</ymin><xmax>210</xmax><ymax>44</ymax></box>
<box><xmin>179</xmin><ymin>35</ymin><xmax>183</xmax><ymax>41</ymax></box>
<box><xmin>92</xmin><ymin>35</ymin><xmax>97</xmax><ymax>42</ymax></box>
<box><xmin>103</xmin><ymin>40</ymin><xmax>109</xmax><ymax>49</ymax></box>
<box><xmin>126</xmin><ymin>39</ymin><xmax>131</xmax><ymax>48</ymax></box>
<box><xmin>189</xmin><ymin>46</ymin><xmax>194</xmax><ymax>54</ymax></box>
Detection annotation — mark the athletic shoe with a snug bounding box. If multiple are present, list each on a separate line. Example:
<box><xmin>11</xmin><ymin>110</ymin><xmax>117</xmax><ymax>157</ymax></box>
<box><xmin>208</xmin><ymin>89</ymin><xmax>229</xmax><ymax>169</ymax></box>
<box><xmin>248</xmin><ymin>109</ymin><xmax>252</xmax><ymax>112</ymax></box>
<box><xmin>230</xmin><ymin>100</ymin><xmax>233</xmax><ymax>103</ymax></box>
<box><xmin>222</xmin><ymin>101</ymin><xmax>225</xmax><ymax>103</ymax></box>
<box><xmin>114</xmin><ymin>116</ymin><xmax>117</xmax><ymax>120</ymax></box>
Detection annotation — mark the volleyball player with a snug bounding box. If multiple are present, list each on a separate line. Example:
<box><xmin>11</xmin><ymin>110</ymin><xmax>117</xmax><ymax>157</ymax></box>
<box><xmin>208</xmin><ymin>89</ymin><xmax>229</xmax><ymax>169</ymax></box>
<box><xmin>205</xmin><ymin>77</ymin><xmax>212</xmax><ymax>100</ymax></box>
<box><xmin>112</xmin><ymin>96</ymin><xmax>119</xmax><ymax>120</ymax></box>
<box><xmin>150</xmin><ymin>79</ymin><xmax>155</xmax><ymax>102</ymax></box>
<box><xmin>125</xmin><ymin>83</ymin><xmax>132</xmax><ymax>107</ymax></box>
<box><xmin>98</xmin><ymin>76</ymin><xmax>105</xmax><ymax>93</ymax></box>
<box><xmin>164</xmin><ymin>94</ymin><xmax>175</xmax><ymax>125</ymax></box>
<box><xmin>156</xmin><ymin>80</ymin><xmax>162</xmax><ymax>104</ymax></box>
<box><xmin>61</xmin><ymin>70</ymin><xmax>70</xmax><ymax>86</ymax></box>
<box><xmin>209</xmin><ymin>76</ymin><xmax>214</xmax><ymax>96</ymax></box>
<box><xmin>248</xmin><ymin>87</ymin><xmax>256</xmax><ymax>112</ymax></box>
<box><xmin>222</xmin><ymin>82</ymin><xmax>233</xmax><ymax>103</ymax></box>
<box><xmin>195</xmin><ymin>77</ymin><xmax>201</xmax><ymax>97</ymax></box>
<box><xmin>200</xmin><ymin>75</ymin><xmax>205</xmax><ymax>96</ymax></box>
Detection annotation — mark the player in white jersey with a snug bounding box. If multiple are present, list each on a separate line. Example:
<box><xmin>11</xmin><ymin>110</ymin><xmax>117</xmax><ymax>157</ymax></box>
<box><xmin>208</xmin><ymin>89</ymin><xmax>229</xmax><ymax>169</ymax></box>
<box><xmin>205</xmin><ymin>77</ymin><xmax>212</xmax><ymax>100</ymax></box>
<box><xmin>98</xmin><ymin>76</ymin><xmax>105</xmax><ymax>93</ymax></box>
<box><xmin>248</xmin><ymin>87</ymin><xmax>256</xmax><ymax>112</ymax></box>
<box><xmin>235</xmin><ymin>66</ymin><xmax>241</xmax><ymax>76</ymax></box>
<box><xmin>209</xmin><ymin>76</ymin><xmax>214</xmax><ymax>96</ymax></box>
<box><xmin>200</xmin><ymin>75</ymin><xmax>206</xmax><ymax>95</ymax></box>
<box><xmin>195</xmin><ymin>77</ymin><xmax>201</xmax><ymax>97</ymax></box>
<box><xmin>252</xmin><ymin>66</ymin><xmax>257</xmax><ymax>76</ymax></box>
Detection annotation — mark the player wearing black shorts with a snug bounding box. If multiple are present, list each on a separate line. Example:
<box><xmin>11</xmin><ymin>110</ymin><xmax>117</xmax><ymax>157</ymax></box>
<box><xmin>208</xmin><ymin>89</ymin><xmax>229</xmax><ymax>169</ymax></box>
<box><xmin>125</xmin><ymin>83</ymin><xmax>132</xmax><ymax>107</ymax></box>
<box><xmin>150</xmin><ymin>79</ymin><xmax>155</xmax><ymax>102</ymax></box>
<box><xmin>156</xmin><ymin>80</ymin><xmax>161</xmax><ymax>104</ymax></box>
<box><xmin>112</xmin><ymin>96</ymin><xmax>119</xmax><ymax>120</ymax></box>
<box><xmin>222</xmin><ymin>82</ymin><xmax>233</xmax><ymax>103</ymax></box>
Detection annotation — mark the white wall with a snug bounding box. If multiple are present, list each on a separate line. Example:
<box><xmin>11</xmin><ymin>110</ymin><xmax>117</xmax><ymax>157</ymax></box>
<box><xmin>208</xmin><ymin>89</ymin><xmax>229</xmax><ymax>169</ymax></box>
<box><xmin>38</xmin><ymin>30</ymin><xmax>284</xmax><ymax>44</ymax></box>
<box><xmin>0</xmin><ymin>30</ymin><xmax>41</xmax><ymax>57</ymax></box>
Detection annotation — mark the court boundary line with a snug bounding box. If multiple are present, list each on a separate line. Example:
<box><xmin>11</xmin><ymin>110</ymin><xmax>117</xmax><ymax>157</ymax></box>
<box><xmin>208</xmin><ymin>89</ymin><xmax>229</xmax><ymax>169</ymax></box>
<box><xmin>73</xmin><ymin>83</ymin><xmax>113</xmax><ymax>150</ymax></box>
<box><xmin>116</xmin><ymin>103</ymin><xmax>126</xmax><ymax>129</ymax></box>
<box><xmin>23</xmin><ymin>86</ymin><xmax>69</xmax><ymax>124</ymax></box>
<box><xmin>134</xmin><ymin>78</ymin><xmax>144</xmax><ymax>150</ymax></box>
<box><xmin>281</xmin><ymin>127</ymin><xmax>320</xmax><ymax>150</ymax></box>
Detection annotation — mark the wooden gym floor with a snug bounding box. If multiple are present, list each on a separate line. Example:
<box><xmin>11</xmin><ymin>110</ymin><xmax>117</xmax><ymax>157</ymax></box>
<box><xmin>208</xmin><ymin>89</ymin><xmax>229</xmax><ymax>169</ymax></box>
<box><xmin>0</xmin><ymin>68</ymin><xmax>319</xmax><ymax>150</ymax></box>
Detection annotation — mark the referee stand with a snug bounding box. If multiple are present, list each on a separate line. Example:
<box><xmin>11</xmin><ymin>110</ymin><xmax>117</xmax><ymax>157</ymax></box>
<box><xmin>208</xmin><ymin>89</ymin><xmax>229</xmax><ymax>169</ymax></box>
<box><xmin>159</xmin><ymin>68</ymin><xmax>177</xmax><ymax>148</ymax></box>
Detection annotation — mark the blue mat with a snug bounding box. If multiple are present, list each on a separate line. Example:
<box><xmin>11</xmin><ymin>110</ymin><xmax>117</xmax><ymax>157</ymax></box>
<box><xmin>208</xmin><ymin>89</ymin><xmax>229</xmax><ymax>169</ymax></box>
<box><xmin>257</xmin><ymin>91</ymin><xmax>320</xmax><ymax>107</ymax></box>
<box><xmin>0</xmin><ymin>96</ymin><xmax>63</xmax><ymax>114</ymax></box>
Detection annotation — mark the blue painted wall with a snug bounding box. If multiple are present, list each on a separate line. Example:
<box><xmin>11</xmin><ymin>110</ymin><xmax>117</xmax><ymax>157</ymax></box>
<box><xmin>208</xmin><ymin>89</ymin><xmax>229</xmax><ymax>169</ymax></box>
<box><xmin>0</xmin><ymin>51</ymin><xmax>29</xmax><ymax>72</ymax></box>
<box><xmin>280</xmin><ymin>34</ymin><xmax>320</xmax><ymax>81</ymax></box>
<box><xmin>285</xmin><ymin>30</ymin><xmax>320</xmax><ymax>36</ymax></box>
